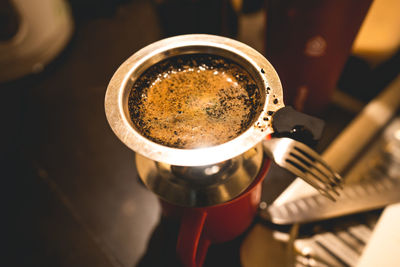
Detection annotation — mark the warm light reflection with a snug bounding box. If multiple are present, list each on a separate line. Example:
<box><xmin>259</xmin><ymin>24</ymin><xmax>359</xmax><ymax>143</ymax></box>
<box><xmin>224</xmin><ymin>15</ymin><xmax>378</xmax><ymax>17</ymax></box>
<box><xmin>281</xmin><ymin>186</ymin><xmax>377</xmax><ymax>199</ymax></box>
<box><xmin>394</xmin><ymin>129</ymin><xmax>400</xmax><ymax>141</ymax></box>
<box><xmin>352</xmin><ymin>0</ymin><xmax>400</xmax><ymax>65</ymax></box>
<box><xmin>204</xmin><ymin>165</ymin><xmax>221</xmax><ymax>175</ymax></box>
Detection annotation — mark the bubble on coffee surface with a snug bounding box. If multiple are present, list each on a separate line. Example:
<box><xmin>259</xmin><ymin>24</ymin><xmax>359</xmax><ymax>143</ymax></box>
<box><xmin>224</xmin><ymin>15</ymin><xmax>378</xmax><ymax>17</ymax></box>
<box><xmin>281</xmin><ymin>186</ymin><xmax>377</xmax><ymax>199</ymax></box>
<box><xmin>128</xmin><ymin>54</ymin><xmax>260</xmax><ymax>149</ymax></box>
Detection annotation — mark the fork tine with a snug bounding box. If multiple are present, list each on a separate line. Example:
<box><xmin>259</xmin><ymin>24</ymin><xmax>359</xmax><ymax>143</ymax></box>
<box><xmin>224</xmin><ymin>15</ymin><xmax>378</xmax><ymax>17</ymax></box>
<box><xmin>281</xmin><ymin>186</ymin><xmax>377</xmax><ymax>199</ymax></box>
<box><xmin>284</xmin><ymin>159</ymin><xmax>337</xmax><ymax>201</ymax></box>
<box><xmin>311</xmin><ymin>161</ymin><xmax>344</xmax><ymax>189</ymax></box>
<box><xmin>262</xmin><ymin>137</ymin><xmax>343</xmax><ymax>200</ymax></box>
<box><xmin>291</xmin><ymin>149</ymin><xmax>331</xmax><ymax>179</ymax></box>
<box><xmin>293</xmin><ymin>143</ymin><xmax>344</xmax><ymax>188</ymax></box>
<box><xmin>313</xmin><ymin>161</ymin><xmax>344</xmax><ymax>189</ymax></box>
<box><xmin>286</xmin><ymin>155</ymin><xmax>341</xmax><ymax>196</ymax></box>
<box><xmin>294</xmin><ymin>142</ymin><xmax>341</xmax><ymax>175</ymax></box>
<box><xmin>288</xmin><ymin>150</ymin><xmax>342</xmax><ymax>192</ymax></box>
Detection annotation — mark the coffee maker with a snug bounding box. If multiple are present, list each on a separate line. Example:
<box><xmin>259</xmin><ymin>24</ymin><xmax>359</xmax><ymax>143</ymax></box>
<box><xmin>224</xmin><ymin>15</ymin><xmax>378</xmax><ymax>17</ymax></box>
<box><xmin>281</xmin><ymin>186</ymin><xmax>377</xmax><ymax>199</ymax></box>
<box><xmin>105</xmin><ymin>34</ymin><xmax>284</xmax><ymax>267</ymax></box>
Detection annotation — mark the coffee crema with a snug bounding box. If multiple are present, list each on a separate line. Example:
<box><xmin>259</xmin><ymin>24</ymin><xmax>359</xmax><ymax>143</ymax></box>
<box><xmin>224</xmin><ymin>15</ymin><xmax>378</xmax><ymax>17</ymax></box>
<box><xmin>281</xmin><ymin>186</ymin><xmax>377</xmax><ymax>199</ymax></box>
<box><xmin>128</xmin><ymin>54</ymin><xmax>260</xmax><ymax>149</ymax></box>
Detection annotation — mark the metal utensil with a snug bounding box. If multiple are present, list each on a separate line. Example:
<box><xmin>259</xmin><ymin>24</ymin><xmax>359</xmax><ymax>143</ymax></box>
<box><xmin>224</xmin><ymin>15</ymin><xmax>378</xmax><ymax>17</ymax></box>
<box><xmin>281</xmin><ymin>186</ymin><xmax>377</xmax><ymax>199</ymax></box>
<box><xmin>260</xmin><ymin>177</ymin><xmax>400</xmax><ymax>225</ymax></box>
<box><xmin>262</xmin><ymin>137</ymin><xmax>343</xmax><ymax>201</ymax></box>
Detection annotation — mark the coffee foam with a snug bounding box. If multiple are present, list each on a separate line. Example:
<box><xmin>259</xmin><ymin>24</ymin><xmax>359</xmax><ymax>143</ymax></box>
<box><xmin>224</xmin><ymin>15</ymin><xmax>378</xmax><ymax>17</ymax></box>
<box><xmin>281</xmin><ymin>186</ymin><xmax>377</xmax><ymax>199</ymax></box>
<box><xmin>128</xmin><ymin>54</ymin><xmax>260</xmax><ymax>149</ymax></box>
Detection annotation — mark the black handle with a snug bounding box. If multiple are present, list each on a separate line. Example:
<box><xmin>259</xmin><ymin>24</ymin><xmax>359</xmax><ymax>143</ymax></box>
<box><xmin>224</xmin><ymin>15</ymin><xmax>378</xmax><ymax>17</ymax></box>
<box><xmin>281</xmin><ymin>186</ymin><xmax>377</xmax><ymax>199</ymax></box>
<box><xmin>271</xmin><ymin>106</ymin><xmax>325</xmax><ymax>148</ymax></box>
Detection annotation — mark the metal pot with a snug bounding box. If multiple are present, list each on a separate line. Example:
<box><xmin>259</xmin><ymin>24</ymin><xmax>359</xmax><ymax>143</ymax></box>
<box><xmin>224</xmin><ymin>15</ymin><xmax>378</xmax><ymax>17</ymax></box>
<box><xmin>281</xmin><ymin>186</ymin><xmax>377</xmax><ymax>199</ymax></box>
<box><xmin>105</xmin><ymin>34</ymin><xmax>284</xmax><ymax>207</ymax></box>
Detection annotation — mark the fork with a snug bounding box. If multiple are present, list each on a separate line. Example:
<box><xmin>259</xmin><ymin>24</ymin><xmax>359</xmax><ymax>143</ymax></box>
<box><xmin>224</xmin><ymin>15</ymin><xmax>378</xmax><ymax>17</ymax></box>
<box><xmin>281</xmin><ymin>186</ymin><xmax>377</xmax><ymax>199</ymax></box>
<box><xmin>262</xmin><ymin>137</ymin><xmax>343</xmax><ymax>201</ymax></box>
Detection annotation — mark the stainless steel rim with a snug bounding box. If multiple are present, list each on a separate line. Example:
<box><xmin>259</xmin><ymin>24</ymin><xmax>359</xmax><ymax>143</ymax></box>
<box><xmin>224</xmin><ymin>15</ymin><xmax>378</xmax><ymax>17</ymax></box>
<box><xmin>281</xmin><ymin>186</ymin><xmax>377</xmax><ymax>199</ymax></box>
<box><xmin>105</xmin><ymin>34</ymin><xmax>284</xmax><ymax>166</ymax></box>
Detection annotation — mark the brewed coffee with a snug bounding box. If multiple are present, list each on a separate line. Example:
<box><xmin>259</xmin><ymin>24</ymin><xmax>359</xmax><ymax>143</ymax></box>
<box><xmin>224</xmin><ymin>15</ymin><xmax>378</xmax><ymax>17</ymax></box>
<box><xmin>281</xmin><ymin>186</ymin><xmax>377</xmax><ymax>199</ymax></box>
<box><xmin>128</xmin><ymin>54</ymin><xmax>260</xmax><ymax>149</ymax></box>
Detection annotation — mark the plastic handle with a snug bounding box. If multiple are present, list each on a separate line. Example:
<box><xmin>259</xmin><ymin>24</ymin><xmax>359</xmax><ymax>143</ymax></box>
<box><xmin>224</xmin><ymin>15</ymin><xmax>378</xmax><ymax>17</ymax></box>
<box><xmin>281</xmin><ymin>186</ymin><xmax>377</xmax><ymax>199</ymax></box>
<box><xmin>176</xmin><ymin>209</ymin><xmax>210</xmax><ymax>267</ymax></box>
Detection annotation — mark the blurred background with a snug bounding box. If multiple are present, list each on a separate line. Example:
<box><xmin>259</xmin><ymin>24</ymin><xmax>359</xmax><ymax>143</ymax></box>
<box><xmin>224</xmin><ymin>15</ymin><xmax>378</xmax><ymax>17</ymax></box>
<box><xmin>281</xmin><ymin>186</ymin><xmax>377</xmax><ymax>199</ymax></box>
<box><xmin>2</xmin><ymin>0</ymin><xmax>399</xmax><ymax>266</ymax></box>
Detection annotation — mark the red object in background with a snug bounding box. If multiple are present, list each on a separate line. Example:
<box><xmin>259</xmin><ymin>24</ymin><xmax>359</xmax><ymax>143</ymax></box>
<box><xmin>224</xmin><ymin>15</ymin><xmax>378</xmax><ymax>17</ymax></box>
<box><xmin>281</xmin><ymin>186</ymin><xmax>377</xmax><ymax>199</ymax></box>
<box><xmin>161</xmin><ymin>159</ymin><xmax>271</xmax><ymax>267</ymax></box>
<box><xmin>265</xmin><ymin>0</ymin><xmax>373</xmax><ymax>114</ymax></box>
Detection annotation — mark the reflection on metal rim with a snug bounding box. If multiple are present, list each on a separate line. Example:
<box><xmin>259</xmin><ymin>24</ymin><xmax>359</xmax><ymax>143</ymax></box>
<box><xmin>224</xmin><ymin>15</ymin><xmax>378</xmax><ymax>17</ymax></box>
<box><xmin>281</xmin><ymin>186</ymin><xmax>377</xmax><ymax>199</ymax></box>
<box><xmin>105</xmin><ymin>34</ymin><xmax>284</xmax><ymax>167</ymax></box>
